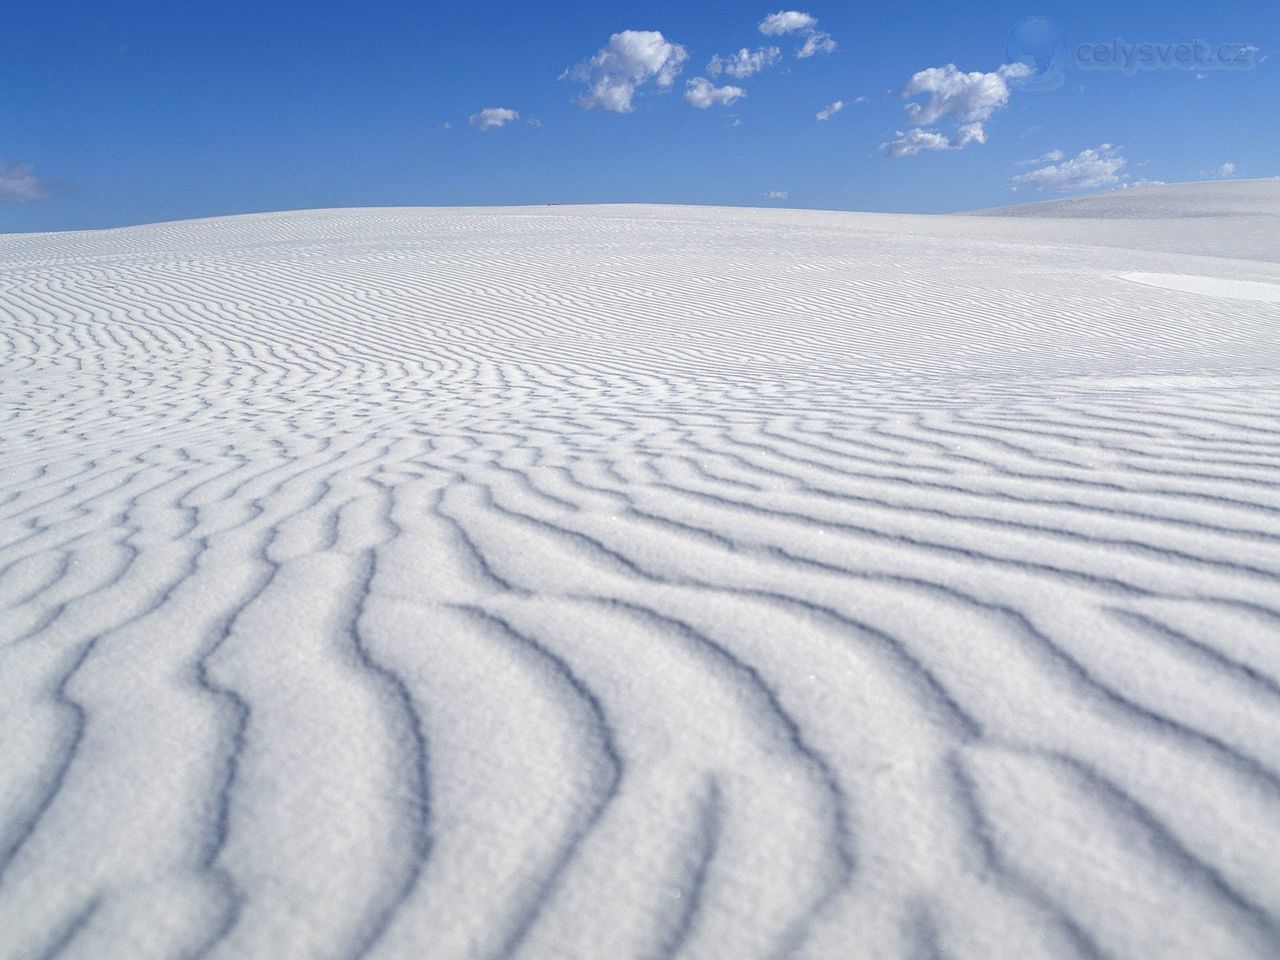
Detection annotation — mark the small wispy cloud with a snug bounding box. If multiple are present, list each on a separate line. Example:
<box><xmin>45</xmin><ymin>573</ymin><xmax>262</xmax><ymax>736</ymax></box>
<box><xmin>882</xmin><ymin>123</ymin><xmax>985</xmax><ymax>158</ymax></box>
<box><xmin>1012</xmin><ymin>144</ymin><xmax>1128</xmax><ymax>192</ymax></box>
<box><xmin>798</xmin><ymin>32</ymin><xmax>836</xmax><ymax>58</ymax></box>
<box><xmin>816</xmin><ymin>100</ymin><xmax>844</xmax><ymax>121</ymax></box>
<box><xmin>764</xmin><ymin>190</ymin><xmax>789</xmax><ymax>200</ymax></box>
<box><xmin>685</xmin><ymin>77</ymin><xmax>746</xmax><ymax>108</ymax></box>
<box><xmin>758</xmin><ymin>11</ymin><xmax>817</xmax><ymax>35</ymax></box>
<box><xmin>563</xmin><ymin>30</ymin><xmax>688</xmax><ymax>113</ymax></box>
<box><xmin>1215</xmin><ymin>161</ymin><xmax>1237</xmax><ymax>178</ymax></box>
<box><xmin>758</xmin><ymin>10</ymin><xmax>835</xmax><ymax>58</ymax></box>
<box><xmin>469</xmin><ymin>107</ymin><xmax>520</xmax><ymax>132</ymax></box>
<box><xmin>1021</xmin><ymin>149</ymin><xmax>1064</xmax><ymax>165</ymax></box>
<box><xmin>0</xmin><ymin>161</ymin><xmax>53</xmax><ymax>202</ymax></box>
<box><xmin>707</xmin><ymin>46</ymin><xmax>780</xmax><ymax>79</ymax></box>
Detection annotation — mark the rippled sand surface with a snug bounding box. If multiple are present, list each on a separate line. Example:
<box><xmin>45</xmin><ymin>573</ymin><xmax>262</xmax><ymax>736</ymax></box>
<box><xmin>2</xmin><ymin>184</ymin><xmax>1279</xmax><ymax>959</ymax></box>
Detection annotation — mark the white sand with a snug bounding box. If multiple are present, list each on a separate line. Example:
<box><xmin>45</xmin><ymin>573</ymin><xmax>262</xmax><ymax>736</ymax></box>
<box><xmin>1118</xmin><ymin>273</ymin><xmax>1280</xmax><ymax>303</ymax></box>
<box><xmin>1</xmin><ymin>182</ymin><xmax>1279</xmax><ymax>959</ymax></box>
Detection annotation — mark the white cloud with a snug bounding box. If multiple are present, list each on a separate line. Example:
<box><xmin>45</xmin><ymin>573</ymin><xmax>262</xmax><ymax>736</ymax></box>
<box><xmin>1022</xmin><ymin>149</ymin><xmax>1064</xmax><ymax>164</ymax></box>
<box><xmin>707</xmin><ymin>46</ymin><xmax>781</xmax><ymax>79</ymax></box>
<box><xmin>952</xmin><ymin>122</ymin><xmax>987</xmax><ymax>148</ymax></box>
<box><xmin>468</xmin><ymin>107</ymin><xmax>519</xmax><ymax>132</ymax></box>
<box><xmin>758</xmin><ymin>10</ymin><xmax>834</xmax><ymax>58</ymax></box>
<box><xmin>798</xmin><ymin>31</ymin><xmax>836</xmax><ymax>58</ymax></box>
<box><xmin>685</xmin><ymin>77</ymin><xmax>746</xmax><ymax>108</ymax></box>
<box><xmin>882</xmin><ymin>128</ymin><xmax>954</xmax><ymax>157</ymax></box>
<box><xmin>881</xmin><ymin>123</ymin><xmax>986</xmax><ymax>158</ymax></box>
<box><xmin>765</xmin><ymin>190</ymin><xmax>789</xmax><ymax>200</ymax></box>
<box><xmin>564</xmin><ymin>30</ymin><xmax>689</xmax><ymax>113</ymax></box>
<box><xmin>818</xmin><ymin>95</ymin><xmax>868</xmax><ymax>119</ymax></box>
<box><xmin>1012</xmin><ymin>144</ymin><xmax>1128</xmax><ymax>192</ymax></box>
<box><xmin>886</xmin><ymin>61</ymin><xmax>1028</xmax><ymax>158</ymax></box>
<box><xmin>759</xmin><ymin>11</ymin><xmax>817</xmax><ymax>35</ymax></box>
<box><xmin>0</xmin><ymin>161</ymin><xmax>52</xmax><ymax>202</ymax></box>
<box><xmin>901</xmin><ymin>62</ymin><xmax>1031</xmax><ymax>125</ymax></box>
<box><xmin>1216</xmin><ymin>161</ymin><xmax>1237</xmax><ymax>177</ymax></box>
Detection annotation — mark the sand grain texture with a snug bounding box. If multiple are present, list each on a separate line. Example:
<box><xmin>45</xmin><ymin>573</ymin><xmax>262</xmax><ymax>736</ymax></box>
<box><xmin>2</xmin><ymin>182</ymin><xmax>1279</xmax><ymax>959</ymax></box>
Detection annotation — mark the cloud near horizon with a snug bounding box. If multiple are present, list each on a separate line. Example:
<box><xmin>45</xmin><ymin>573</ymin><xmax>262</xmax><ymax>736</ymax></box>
<box><xmin>1012</xmin><ymin>144</ymin><xmax>1128</xmax><ymax>192</ymax></box>
<box><xmin>565</xmin><ymin>31</ymin><xmax>688</xmax><ymax>113</ymax></box>
<box><xmin>468</xmin><ymin>107</ymin><xmax>520</xmax><ymax>132</ymax></box>
<box><xmin>0</xmin><ymin>161</ymin><xmax>53</xmax><ymax>202</ymax></box>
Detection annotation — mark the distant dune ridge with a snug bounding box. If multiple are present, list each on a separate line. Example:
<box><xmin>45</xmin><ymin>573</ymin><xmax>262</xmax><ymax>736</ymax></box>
<box><xmin>969</xmin><ymin>177</ymin><xmax>1280</xmax><ymax>220</ymax></box>
<box><xmin>965</xmin><ymin>178</ymin><xmax>1280</xmax><ymax>262</ymax></box>
<box><xmin>1</xmin><ymin>181</ymin><xmax>1279</xmax><ymax>959</ymax></box>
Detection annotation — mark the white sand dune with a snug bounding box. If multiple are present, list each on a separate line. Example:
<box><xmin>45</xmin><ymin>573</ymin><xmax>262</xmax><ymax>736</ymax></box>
<box><xmin>1</xmin><ymin>181</ymin><xmax>1279</xmax><ymax>959</ymax></box>
<box><xmin>966</xmin><ymin>178</ymin><xmax>1280</xmax><ymax>262</ymax></box>
<box><xmin>1117</xmin><ymin>273</ymin><xmax>1280</xmax><ymax>303</ymax></box>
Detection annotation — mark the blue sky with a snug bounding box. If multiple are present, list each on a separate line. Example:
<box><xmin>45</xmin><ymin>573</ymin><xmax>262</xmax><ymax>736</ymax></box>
<box><xmin>2</xmin><ymin>0</ymin><xmax>1275</xmax><ymax>231</ymax></box>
